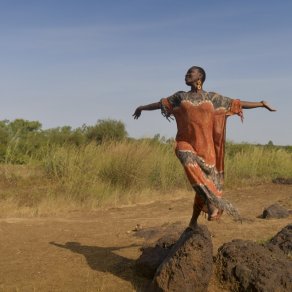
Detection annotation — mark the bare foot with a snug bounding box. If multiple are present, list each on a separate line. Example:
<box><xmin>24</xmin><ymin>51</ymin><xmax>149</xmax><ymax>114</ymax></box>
<box><xmin>208</xmin><ymin>208</ymin><xmax>223</xmax><ymax>221</ymax></box>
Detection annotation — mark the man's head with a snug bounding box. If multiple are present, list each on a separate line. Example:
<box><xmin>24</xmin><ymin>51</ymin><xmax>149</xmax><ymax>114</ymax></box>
<box><xmin>185</xmin><ymin>66</ymin><xmax>206</xmax><ymax>87</ymax></box>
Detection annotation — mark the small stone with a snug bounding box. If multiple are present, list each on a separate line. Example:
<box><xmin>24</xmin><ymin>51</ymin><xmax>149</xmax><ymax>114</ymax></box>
<box><xmin>272</xmin><ymin>177</ymin><xmax>292</xmax><ymax>184</ymax></box>
<box><xmin>262</xmin><ymin>203</ymin><xmax>289</xmax><ymax>219</ymax></box>
<box><xmin>133</xmin><ymin>224</ymin><xmax>142</xmax><ymax>232</ymax></box>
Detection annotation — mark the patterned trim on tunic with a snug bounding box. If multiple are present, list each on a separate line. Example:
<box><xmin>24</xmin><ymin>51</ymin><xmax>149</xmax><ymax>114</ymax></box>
<box><xmin>176</xmin><ymin>150</ymin><xmax>224</xmax><ymax>191</ymax></box>
<box><xmin>160</xmin><ymin>91</ymin><xmax>233</xmax><ymax>121</ymax></box>
<box><xmin>168</xmin><ymin>91</ymin><xmax>183</xmax><ymax>107</ymax></box>
<box><xmin>160</xmin><ymin>91</ymin><xmax>182</xmax><ymax>119</ymax></box>
<box><xmin>182</xmin><ymin>99</ymin><xmax>213</xmax><ymax>108</ymax></box>
<box><xmin>208</xmin><ymin>92</ymin><xmax>232</xmax><ymax>110</ymax></box>
<box><xmin>192</xmin><ymin>184</ymin><xmax>241</xmax><ymax>221</ymax></box>
<box><xmin>160</xmin><ymin>101</ymin><xmax>171</xmax><ymax>119</ymax></box>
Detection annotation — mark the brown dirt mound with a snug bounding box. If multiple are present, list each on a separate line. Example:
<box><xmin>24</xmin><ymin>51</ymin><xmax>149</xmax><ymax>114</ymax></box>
<box><xmin>216</xmin><ymin>239</ymin><xmax>292</xmax><ymax>291</ymax></box>
<box><xmin>135</xmin><ymin>233</ymin><xmax>179</xmax><ymax>279</ymax></box>
<box><xmin>150</xmin><ymin>225</ymin><xmax>213</xmax><ymax>292</ymax></box>
<box><xmin>267</xmin><ymin>224</ymin><xmax>292</xmax><ymax>256</ymax></box>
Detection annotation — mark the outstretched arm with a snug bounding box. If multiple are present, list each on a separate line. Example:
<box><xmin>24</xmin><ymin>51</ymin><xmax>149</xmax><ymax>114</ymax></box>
<box><xmin>133</xmin><ymin>102</ymin><xmax>160</xmax><ymax>119</ymax></box>
<box><xmin>240</xmin><ymin>100</ymin><xmax>276</xmax><ymax>111</ymax></box>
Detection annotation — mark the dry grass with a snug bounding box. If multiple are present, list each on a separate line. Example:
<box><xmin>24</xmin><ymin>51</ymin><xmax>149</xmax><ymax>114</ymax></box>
<box><xmin>0</xmin><ymin>141</ymin><xmax>291</xmax><ymax>216</ymax></box>
<box><xmin>41</xmin><ymin>141</ymin><xmax>189</xmax><ymax>201</ymax></box>
<box><xmin>225</xmin><ymin>146</ymin><xmax>292</xmax><ymax>188</ymax></box>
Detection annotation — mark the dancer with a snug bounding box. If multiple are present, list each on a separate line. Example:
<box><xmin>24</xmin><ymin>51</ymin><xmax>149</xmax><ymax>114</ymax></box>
<box><xmin>133</xmin><ymin>66</ymin><xmax>275</xmax><ymax>229</ymax></box>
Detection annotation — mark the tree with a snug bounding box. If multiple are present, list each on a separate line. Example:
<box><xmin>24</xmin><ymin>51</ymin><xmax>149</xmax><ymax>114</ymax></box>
<box><xmin>8</xmin><ymin>119</ymin><xmax>42</xmax><ymax>135</ymax></box>
<box><xmin>86</xmin><ymin>119</ymin><xmax>127</xmax><ymax>143</ymax></box>
<box><xmin>267</xmin><ymin>140</ymin><xmax>274</xmax><ymax>146</ymax></box>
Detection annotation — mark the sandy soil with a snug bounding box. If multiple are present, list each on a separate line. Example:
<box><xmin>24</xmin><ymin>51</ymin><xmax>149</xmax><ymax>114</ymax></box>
<box><xmin>0</xmin><ymin>184</ymin><xmax>291</xmax><ymax>292</ymax></box>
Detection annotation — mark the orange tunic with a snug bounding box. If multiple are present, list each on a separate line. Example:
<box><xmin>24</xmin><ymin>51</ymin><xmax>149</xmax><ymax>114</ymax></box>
<box><xmin>161</xmin><ymin>90</ymin><xmax>242</xmax><ymax>219</ymax></box>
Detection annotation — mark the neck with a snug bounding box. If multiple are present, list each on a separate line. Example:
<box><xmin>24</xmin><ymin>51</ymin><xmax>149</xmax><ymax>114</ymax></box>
<box><xmin>190</xmin><ymin>86</ymin><xmax>202</xmax><ymax>93</ymax></box>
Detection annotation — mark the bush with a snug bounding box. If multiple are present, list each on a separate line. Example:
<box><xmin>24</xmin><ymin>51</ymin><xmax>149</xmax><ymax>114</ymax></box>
<box><xmin>86</xmin><ymin>119</ymin><xmax>128</xmax><ymax>143</ymax></box>
<box><xmin>0</xmin><ymin>118</ymin><xmax>128</xmax><ymax>163</ymax></box>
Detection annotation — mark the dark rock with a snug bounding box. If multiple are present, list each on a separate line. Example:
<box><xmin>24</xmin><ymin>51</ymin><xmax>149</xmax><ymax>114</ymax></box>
<box><xmin>155</xmin><ymin>234</ymin><xmax>179</xmax><ymax>249</ymax></box>
<box><xmin>135</xmin><ymin>234</ymin><xmax>179</xmax><ymax>279</ymax></box>
<box><xmin>262</xmin><ymin>203</ymin><xmax>289</xmax><ymax>219</ymax></box>
<box><xmin>150</xmin><ymin>225</ymin><xmax>213</xmax><ymax>292</ymax></box>
<box><xmin>267</xmin><ymin>224</ymin><xmax>292</xmax><ymax>255</ymax></box>
<box><xmin>216</xmin><ymin>239</ymin><xmax>292</xmax><ymax>292</ymax></box>
<box><xmin>272</xmin><ymin>177</ymin><xmax>292</xmax><ymax>184</ymax></box>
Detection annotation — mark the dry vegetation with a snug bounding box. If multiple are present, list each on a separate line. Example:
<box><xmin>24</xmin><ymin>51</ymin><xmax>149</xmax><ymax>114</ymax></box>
<box><xmin>0</xmin><ymin>139</ymin><xmax>291</xmax><ymax>217</ymax></box>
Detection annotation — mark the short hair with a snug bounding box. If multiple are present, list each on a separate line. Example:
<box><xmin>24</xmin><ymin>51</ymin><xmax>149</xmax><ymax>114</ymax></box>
<box><xmin>189</xmin><ymin>66</ymin><xmax>206</xmax><ymax>83</ymax></box>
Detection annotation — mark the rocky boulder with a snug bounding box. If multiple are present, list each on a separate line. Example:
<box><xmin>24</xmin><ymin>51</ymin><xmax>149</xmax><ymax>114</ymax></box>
<box><xmin>262</xmin><ymin>203</ymin><xmax>289</xmax><ymax>219</ymax></box>
<box><xmin>267</xmin><ymin>224</ymin><xmax>292</xmax><ymax>255</ymax></box>
<box><xmin>216</xmin><ymin>239</ymin><xmax>292</xmax><ymax>291</ymax></box>
<box><xmin>150</xmin><ymin>225</ymin><xmax>213</xmax><ymax>292</ymax></box>
<box><xmin>135</xmin><ymin>234</ymin><xmax>179</xmax><ymax>279</ymax></box>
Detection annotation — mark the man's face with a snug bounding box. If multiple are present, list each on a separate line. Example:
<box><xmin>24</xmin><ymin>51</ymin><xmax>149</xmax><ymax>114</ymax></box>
<box><xmin>185</xmin><ymin>69</ymin><xmax>201</xmax><ymax>86</ymax></box>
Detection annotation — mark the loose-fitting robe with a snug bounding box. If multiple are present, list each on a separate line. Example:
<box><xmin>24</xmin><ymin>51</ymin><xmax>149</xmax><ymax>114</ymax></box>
<box><xmin>160</xmin><ymin>90</ymin><xmax>242</xmax><ymax>219</ymax></box>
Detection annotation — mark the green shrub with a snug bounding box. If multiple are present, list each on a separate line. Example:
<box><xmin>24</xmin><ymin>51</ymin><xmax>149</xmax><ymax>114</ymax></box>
<box><xmin>86</xmin><ymin>119</ymin><xmax>127</xmax><ymax>143</ymax></box>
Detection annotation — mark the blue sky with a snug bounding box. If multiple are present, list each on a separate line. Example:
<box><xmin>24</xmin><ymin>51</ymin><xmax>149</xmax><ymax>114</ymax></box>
<box><xmin>0</xmin><ymin>0</ymin><xmax>291</xmax><ymax>145</ymax></box>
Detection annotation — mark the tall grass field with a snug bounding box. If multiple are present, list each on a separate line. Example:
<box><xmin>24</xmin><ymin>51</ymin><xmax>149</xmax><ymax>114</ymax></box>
<box><xmin>0</xmin><ymin>138</ymin><xmax>291</xmax><ymax>216</ymax></box>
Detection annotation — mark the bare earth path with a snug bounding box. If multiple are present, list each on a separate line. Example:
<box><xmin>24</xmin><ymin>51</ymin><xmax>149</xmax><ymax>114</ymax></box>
<box><xmin>0</xmin><ymin>184</ymin><xmax>291</xmax><ymax>292</ymax></box>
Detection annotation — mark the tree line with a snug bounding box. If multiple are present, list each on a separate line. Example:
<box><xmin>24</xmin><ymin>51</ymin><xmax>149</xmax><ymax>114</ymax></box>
<box><xmin>0</xmin><ymin>118</ymin><xmax>291</xmax><ymax>164</ymax></box>
<box><xmin>0</xmin><ymin>118</ymin><xmax>127</xmax><ymax>163</ymax></box>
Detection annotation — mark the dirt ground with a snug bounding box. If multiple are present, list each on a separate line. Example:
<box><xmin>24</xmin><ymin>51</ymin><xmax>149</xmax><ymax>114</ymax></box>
<box><xmin>0</xmin><ymin>183</ymin><xmax>291</xmax><ymax>292</ymax></box>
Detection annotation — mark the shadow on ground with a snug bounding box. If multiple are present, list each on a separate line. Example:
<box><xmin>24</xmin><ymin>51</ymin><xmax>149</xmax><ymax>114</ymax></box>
<box><xmin>50</xmin><ymin>241</ymin><xmax>149</xmax><ymax>290</ymax></box>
